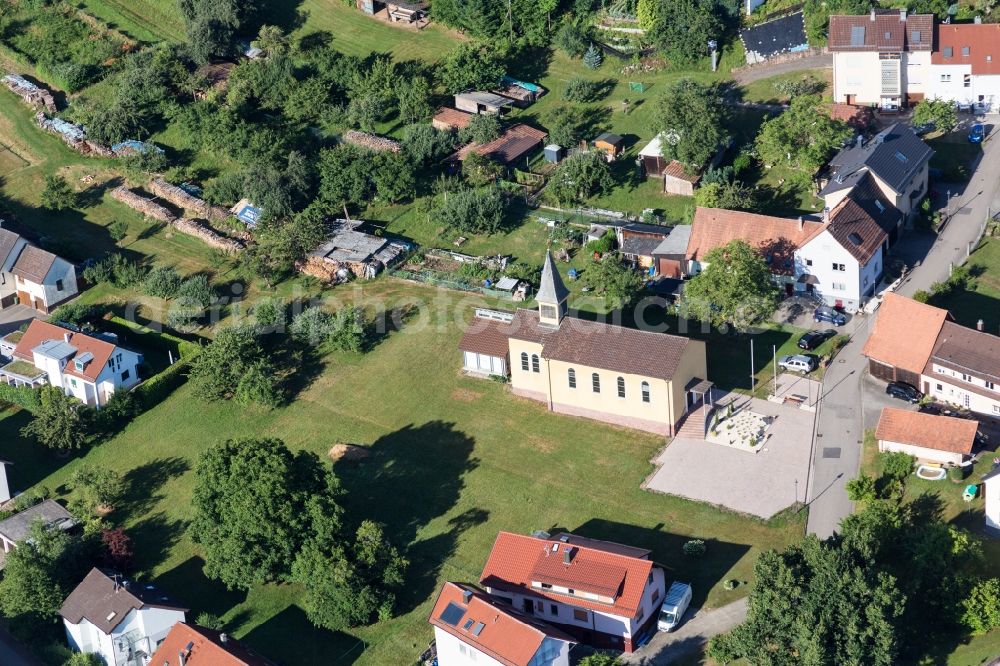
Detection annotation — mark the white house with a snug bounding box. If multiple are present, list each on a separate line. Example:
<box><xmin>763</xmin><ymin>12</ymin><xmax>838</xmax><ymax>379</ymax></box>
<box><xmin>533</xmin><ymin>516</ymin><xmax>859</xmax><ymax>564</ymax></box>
<box><xmin>60</xmin><ymin>568</ymin><xmax>187</xmax><ymax>666</ymax></box>
<box><xmin>0</xmin><ymin>227</ymin><xmax>78</xmax><ymax>313</ymax></box>
<box><xmin>875</xmin><ymin>407</ymin><xmax>978</xmax><ymax>465</ymax></box>
<box><xmin>0</xmin><ymin>499</ymin><xmax>76</xmax><ymax>568</ymax></box>
<box><xmin>984</xmin><ymin>465</ymin><xmax>1000</xmax><ymax>533</ymax></box>
<box><xmin>0</xmin><ymin>459</ymin><xmax>10</xmax><ymax>503</ymax></box>
<box><xmin>927</xmin><ymin>23</ymin><xmax>1000</xmax><ymax>113</ymax></box>
<box><xmin>828</xmin><ymin>10</ymin><xmax>935</xmax><ymax>109</ymax></box>
<box><xmin>921</xmin><ymin>320</ymin><xmax>1000</xmax><ymax>418</ymax></box>
<box><xmin>479</xmin><ymin>532</ymin><xmax>666</xmax><ymax>653</ymax></box>
<box><xmin>0</xmin><ymin>319</ymin><xmax>141</xmax><ymax>408</ymax></box>
<box><xmin>429</xmin><ymin>582</ymin><xmax>576</xmax><ymax>666</ymax></box>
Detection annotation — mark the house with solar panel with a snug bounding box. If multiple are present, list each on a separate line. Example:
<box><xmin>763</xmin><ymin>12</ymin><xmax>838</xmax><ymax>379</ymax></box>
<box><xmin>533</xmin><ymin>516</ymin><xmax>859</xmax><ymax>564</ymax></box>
<box><xmin>429</xmin><ymin>582</ymin><xmax>576</xmax><ymax>665</ymax></box>
<box><xmin>0</xmin><ymin>227</ymin><xmax>78</xmax><ymax>313</ymax></box>
<box><xmin>0</xmin><ymin>319</ymin><xmax>141</xmax><ymax>408</ymax></box>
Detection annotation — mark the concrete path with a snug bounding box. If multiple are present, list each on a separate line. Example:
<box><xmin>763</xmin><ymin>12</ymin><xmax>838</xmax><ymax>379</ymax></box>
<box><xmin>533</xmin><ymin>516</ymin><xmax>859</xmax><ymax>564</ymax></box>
<box><xmin>732</xmin><ymin>53</ymin><xmax>833</xmax><ymax>85</ymax></box>
<box><xmin>805</xmin><ymin>121</ymin><xmax>1000</xmax><ymax>538</ymax></box>
<box><xmin>0</xmin><ymin>626</ymin><xmax>43</xmax><ymax>666</ymax></box>
<box><xmin>622</xmin><ymin>598</ymin><xmax>748</xmax><ymax>665</ymax></box>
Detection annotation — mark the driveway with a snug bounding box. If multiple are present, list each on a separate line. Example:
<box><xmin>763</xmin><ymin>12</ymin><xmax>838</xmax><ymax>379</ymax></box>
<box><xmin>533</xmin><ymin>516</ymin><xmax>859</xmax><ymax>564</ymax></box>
<box><xmin>646</xmin><ymin>393</ymin><xmax>815</xmax><ymax>519</ymax></box>
<box><xmin>622</xmin><ymin>598</ymin><xmax>748</xmax><ymax>665</ymax></box>
<box><xmin>806</xmin><ymin>120</ymin><xmax>1000</xmax><ymax>538</ymax></box>
<box><xmin>0</xmin><ymin>304</ymin><xmax>41</xmax><ymax>339</ymax></box>
<box><xmin>732</xmin><ymin>53</ymin><xmax>833</xmax><ymax>85</ymax></box>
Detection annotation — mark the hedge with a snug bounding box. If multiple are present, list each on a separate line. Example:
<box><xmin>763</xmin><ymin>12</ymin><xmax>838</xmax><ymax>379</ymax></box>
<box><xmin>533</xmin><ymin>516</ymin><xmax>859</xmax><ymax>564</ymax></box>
<box><xmin>0</xmin><ymin>383</ymin><xmax>42</xmax><ymax>414</ymax></box>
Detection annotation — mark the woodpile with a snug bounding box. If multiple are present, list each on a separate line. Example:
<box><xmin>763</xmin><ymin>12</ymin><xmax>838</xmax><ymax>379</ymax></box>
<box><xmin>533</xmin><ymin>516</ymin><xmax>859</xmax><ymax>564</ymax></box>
<box><xmin>342</xmin><ymin>130</ymin><xmax>401</xmax><ymax>153</ymax></box>
<box><xmin>110</xmin><ymin>186</ymin><xmax>176</xmax><ymax>223</ymax></box>
<box><xmin>148</xmin><ymin>177</ymin><xmax>229</xmax><ymax>223</ymax></box>
<box><xmin>35</xmin><ymin>113</ymin><xmax>113</xmax><ymax>156</ymax></box>
<box><xmin>4</xmin><ymin>74</ymin><xmax>56</xmax><ymax>113</ymax></box>
<box><xmin>174</xmin><ymin>218</ymin><xmax>244</xmax><ymax>254</ymax></box>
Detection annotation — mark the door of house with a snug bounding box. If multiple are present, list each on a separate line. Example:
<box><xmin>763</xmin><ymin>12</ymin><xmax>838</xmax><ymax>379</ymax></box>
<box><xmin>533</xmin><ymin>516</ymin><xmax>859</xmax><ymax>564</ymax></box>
<box><xmin>785</xmin><ymin>283</ymin><xmax>794</xmax><ymax>297</ymax></box>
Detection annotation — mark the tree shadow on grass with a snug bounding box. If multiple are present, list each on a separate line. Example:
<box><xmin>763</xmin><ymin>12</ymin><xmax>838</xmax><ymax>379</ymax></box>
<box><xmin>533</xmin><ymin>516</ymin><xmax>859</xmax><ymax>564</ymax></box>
<box><xmin>129</xmin><ymin>512</ymin><xmax>188</xmax><ymax>574</ymax></box>
<box><xmin>242</xmin><ymin>604</ymin><xmax>364</xmax><ymax>666</ymax></box>
<box><xmin>118</xmin><ymin>457</ymin><xmax>191</xmax><ymax>522</ymax></box>
<box><xmin>569</xmin><ymin>518</ymin><xmax>750</xmax><ymax>608</ymax></box>
<box><xmin>335</xmin><ymin>421</ymin><xmax>480</xmax><ymax>614</ymax></box>
<box><xmin>155</xmin><ymin>555</ymin><xmax>247</xmax><ymax>617</ymax></box>
<box><xmin>0</xmin><ymin>408</ymin><xmax>82</xmax><ymax>492</ymax></box>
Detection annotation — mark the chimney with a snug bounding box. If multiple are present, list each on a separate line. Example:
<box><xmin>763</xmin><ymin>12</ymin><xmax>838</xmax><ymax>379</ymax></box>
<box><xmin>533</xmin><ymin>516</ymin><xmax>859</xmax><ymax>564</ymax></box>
<box><xmin>797</xmin><ymin>216</ymin><xmax>804</xmax><ymax>231</ymax></box>
<box><xmin>178</xmin><ymin>651</ymin><xmax>186</xmax><ymax>666</ymax></box>
<box><xmin>462</xmin><ymin>589</ymin><xmax>473</xmax><ymax>604</ymax></box>
<box><xmin>63</xmin><ymin>332</ymin><xmax>71</xmax><ymax>343</ymax></box>
<box><xmin>900</xmin><ymin>8</ymin><xmax>907</xmax><ymax>21</ymax></box>
<box><xmin>977</xmin><ymin>319</ymin><xmax>984</xmax><ymax>331</ymax></box>
<box><xmin>856</xmin><ymin>134</ymin><xmax>863</xmax><ymax>148</ymax></box>
<box><xmin>563</xmin><ymin>547</ymin><xmax>573</xmax><ymax>565</ymax></box>
<box><xmin>870</xmin><ymin>8</ymin><xmax>876</xmax><ymax>21</ymax></box>
<box><xmin>823</xmin><ymin>207</ymin><xmax>831</xmax><ymax>224</ymax></box>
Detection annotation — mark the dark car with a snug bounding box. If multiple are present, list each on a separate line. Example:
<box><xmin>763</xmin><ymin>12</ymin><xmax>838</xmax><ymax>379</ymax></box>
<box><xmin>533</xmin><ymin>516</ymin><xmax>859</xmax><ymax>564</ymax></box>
<box><xmin>886</xmin><ymin>381</ymin><xmax>922</xmax><ymax>403</ymax></box>
<box><xmin>813</xmin><ymin>306</ymin><xmax>847</xmax><ymax>326</ymax></box>
<box><xmin>912</xmin><ymin>121</ymin><xmax>936</xmax><ymax>136</ymax></box>
<box><xmin>798</xmin><ymin>328</ymin><xmax>837</xmax><ymax>351</ymax></box>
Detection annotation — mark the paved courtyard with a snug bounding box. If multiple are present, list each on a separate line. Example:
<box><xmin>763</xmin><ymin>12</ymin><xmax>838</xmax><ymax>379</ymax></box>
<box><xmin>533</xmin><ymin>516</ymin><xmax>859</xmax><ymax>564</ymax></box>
<box><xmin>0</xmin><ymin>304</ymin><xmax>41</xmax><ymax>338</ymax></box>
<box><xmin>645</xmin><ymin>391</ymin><xmax>817</xmax><ymax>519</ymax></box>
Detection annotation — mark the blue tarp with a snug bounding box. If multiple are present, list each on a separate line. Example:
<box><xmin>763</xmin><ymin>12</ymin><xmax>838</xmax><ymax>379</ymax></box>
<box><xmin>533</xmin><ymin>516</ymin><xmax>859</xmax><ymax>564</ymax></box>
<box><xmin>234</xmin><ymin>202</ymin><xmax>262</xmax><ymax>227</ymax></box>
<box><xmin>111</xmin><ymin>140</ymin><xmax>164</xmax><ymax>155</ymax></box>
<box><xmin>501</xmin><ymin>76</ymin><xmax>541</xmax><ymax>93</ymax></box>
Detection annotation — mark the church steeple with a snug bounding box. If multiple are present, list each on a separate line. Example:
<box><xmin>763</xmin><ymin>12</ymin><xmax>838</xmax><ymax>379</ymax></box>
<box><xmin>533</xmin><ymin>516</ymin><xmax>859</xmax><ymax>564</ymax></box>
<box><xmin>536</xmin><ymin>252</ymin><xmax>568</xmax><ymax>326</ymax></box>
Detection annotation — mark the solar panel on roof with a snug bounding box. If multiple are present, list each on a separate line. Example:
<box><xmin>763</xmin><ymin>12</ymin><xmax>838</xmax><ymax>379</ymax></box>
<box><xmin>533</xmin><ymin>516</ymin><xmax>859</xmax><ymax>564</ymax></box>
<box><xmin>851</xmin><ymin>26</ymin><xmax>865</xmax><ymax>46</ymax></box>
<box><xmin>472</xmin><ymin>622</ymin><xmax>486</xmax><ymax>636</ymax></box>
<box><xmin>439</xmin><ymin>602</ymin><xmax>465</xmax><ymax>626</ymax></box>
<box><xmin>462</xmin><ymin>618</ymin><xmax>474</xmax><ymax>630</ymax></box>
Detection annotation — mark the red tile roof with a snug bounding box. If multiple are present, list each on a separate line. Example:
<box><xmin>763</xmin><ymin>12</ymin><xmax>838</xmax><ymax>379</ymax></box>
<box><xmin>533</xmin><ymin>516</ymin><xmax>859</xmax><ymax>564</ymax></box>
<box><xmin>663</xmin><ymin>160</ymin><xmax>700</xmax><ymax>183</ymax></box>
<box><xmin>687</xmin><ymin>208</ymin><xmax>826</xmax><ymax>274</ymax></box>
<box><xmin>149</xmin><ymin>622</ymin><xmax>277</xmax><ymax>666</ymax></box>
<box><xmin>429</xmin><ymin>582</ymin><xmax>575</xmax><ymax>666</ymax></box>
<box><xmin>862</xmin><ymin>293</ymin><xmax>951</xmax><ymax>374</ymax></box>
<box><xmin>453</xmin><ymin>124</ymin><xmax>547</xmax><ymax>166</ymax></box>
<box><xmin>828</xmin><ymin>11</ymin><xmax>934</xmax><ymax>52</ymax></box>
<box><xmin>480</xmin><ymin>532</ymin><xmax>656</xmax><ymax>619</ymax></box>
<box><xmin>932</xmin><ymin>23</ymin><xmax>1000</xmax><ymax>75</ymax></box>
<box><xmin>829</xmin><ymin>103</ymin><xmax>873</xmax><ymax>129</ymax></box>
<box><xmin>13</xmin><ymin>319</ymin><xmax>115</xmax><ymax>382</ymax></box>
<box><xmin>432</xmin><ymin>107</ymin><xmax>473</xmax><ymax>129</ymax></box>
<box><xmin>875</xmin><ymin>407</ymin><xmax>978</xmax><ymax>454</ymax></box>
<box><xmin>459</xmin><ymin>315</ymin><xmax>513</xmax><ymax>357</ymax></box>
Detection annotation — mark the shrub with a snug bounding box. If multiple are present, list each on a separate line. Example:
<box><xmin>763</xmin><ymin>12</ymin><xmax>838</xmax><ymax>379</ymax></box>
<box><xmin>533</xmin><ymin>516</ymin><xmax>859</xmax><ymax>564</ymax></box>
<box><xmin>682</xmin><ymin>539</ymin><xmax>706</xmax><ymax>557</ymax></box>
<box><xmin>773</xmin><ymin>75</ymin><xmax>825</xmax><ymax>98</ymax></box>
<box><xmin>563</xmin><ymin>78</ymin><xmax>602</xmax><ymax>102</ymax></box>
<box><xmin>329</xmin><ymin>307</ymin><xmax>367</xmax><ymax>352</ymax></box>
<box><xmin>50</xmin><ymin>302</ymin><xmax>102</xmax><ymax>330</ymax></box>
<box><xmin>196</xmin><ymin>612</ymin><xmax>224</xmax><ymax>630</ymax></box>
<box><xmin>881</xmin><ymin>452</ymin><xmax>914</xmax><ymax>481</ymax></box>
<box><xmin>290</xmin><ymin>307</ymin><xmax>333</xmax><ymax>346</ymax></box>
<box><xmin>100</xmin><ymin>528</ymin><xmax>134</xmax><ymax>572</ymax></box>
<box><xmin>962</xmin><ymin>578</ymin><xmax>1000</xmax><ymax>635</ymax></box>
<box><xmin>143</xmin><ymin>266</ymin><xmax>182</xmax><ymax>299</ymax></box>
<box><xmin>585</xmin><ymin>229</ymin><xmax>616</xmax><ymax>255</ymax></box>
<box><xmin>845</xmin><ymin>473</ymin><xmax>877</xmax><ymax>502</ymax></box>
<box><xmin>70</xmin><ymin>466</ymin><xmax>125</xmax><ymax>513</ymax></box>
<box><xmin>555</xmin><ymin>20</ymin><xmax>590</xmax><ymax>58</ymax></box>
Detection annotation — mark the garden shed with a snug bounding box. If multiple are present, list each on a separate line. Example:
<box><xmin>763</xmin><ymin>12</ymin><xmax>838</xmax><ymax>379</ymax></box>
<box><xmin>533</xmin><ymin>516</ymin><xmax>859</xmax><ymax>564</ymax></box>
<box><xmin>544</xmin><ymin>144</ymin><xmax>564</xmax><ymax>163</ymax></box>
<box><xmin>450</xmin><ymin>124</ymin><xmax>547</xmax><ymax>168</ymax></box>
<box><xmin>454</xmin><ymin>91</ymin><xmax>513</xmax><ymax>115</ymax></box>
<box><xmin>875</xmin><ymin>407</ymin><xmax>978</xmax><ymax>466</ymax></box>
<box><xmin>433</xmin><ymin>107</ymin><xmax>473</xmax><ymax>131</ymax></box>
<box><xmin>302</xmin><ymin>220</ymin><xmax>409</xmax><ymax>280</ymax></box>
<box><xmin>638</xmin><ymin>135</ymin><xmax>702</xmax><ymax>196</ymax></box>
<box><xmin>592</xmin><ymin>133</ymin><xmax>624</xmax><ymax>161</ymax></box>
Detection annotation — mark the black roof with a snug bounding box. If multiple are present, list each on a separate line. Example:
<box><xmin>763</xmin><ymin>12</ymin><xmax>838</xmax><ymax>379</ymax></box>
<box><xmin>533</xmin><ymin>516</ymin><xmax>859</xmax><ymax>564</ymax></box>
<box><xmin>822</xmin><ymin>123</ymin><xmax>934</xmax><ymax>196</ymax></box>
<box><xmin>595</xmin><ymin>132</ymin><xmax>623</xmax><ymax>145</ymax></box>
<box><xmin>740</xmin><ymin>12</ymin><xmax>808</xmax><ymax>61</ymax></box>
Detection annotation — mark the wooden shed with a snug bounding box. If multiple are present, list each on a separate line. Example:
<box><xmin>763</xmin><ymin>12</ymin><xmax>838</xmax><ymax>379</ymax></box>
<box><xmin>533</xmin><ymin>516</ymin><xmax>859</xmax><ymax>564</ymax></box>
<box><xmin>592</xmin><ymin>133</ymin><xmax>624</xmax><ymax>161</ymax></box>
<box><xmin>454</xmin><ymin>91</ymin><xmax>513</xmax><ymax>115</ymax></box>
<box><xmin>638</xmin><ymin>134</ymin><xmax>702</xmax><ymax>196</ymax></box>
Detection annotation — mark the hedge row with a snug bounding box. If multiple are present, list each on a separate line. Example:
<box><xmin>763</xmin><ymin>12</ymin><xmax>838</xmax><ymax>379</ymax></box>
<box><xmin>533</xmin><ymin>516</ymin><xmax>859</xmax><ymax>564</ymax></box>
<box><xmin>0</xmin><ymin>382</ymin><xmax>42</xmax><ymax>414</ymax></box>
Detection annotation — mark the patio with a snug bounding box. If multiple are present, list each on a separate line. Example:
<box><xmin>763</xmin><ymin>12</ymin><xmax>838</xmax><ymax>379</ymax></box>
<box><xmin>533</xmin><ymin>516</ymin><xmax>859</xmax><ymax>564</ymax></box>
<box><xmin>644</xmin><ymin>391</ymin><xmax>816</xmax><ymax>519</ymax></box>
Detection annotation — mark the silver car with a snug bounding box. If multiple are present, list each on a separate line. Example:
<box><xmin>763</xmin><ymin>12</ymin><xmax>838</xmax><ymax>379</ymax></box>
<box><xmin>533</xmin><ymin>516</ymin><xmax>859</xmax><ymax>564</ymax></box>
<box><xmin>778</xmin><ymin>354</ymin><xmax>818</xmax><ymax>373</ymax></box>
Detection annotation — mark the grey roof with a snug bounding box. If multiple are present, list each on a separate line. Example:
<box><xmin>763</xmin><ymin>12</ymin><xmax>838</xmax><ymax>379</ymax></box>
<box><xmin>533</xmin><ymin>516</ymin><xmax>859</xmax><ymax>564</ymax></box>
<box><xmin>0</xmin><ymin>228</ymin><xmax>21</xmax><ymax>267</ymax></box>
<box><xmin>653</xmin><ymin>225</ymin><xmax>692</xmax><ymax>256</ymax></box>
<box><xmin>60</xmin><ymin>568</ymin><xmax>187</xmax><ymax>633</ymax></box>
<box><xmin>822</xmin><ymin>123</ymin><xmax>934</xmax><ymax>196</ymax></box>
<box><xmin>0</xmin><ymin>499</ymin><xmax>75</xmax><ymax>543</ymax></box>
<box><xmin>33</xmin><ymin>339</ymin><xmax>77</xmax><ymax>360</ymax></box>
<box><xmin>595</xmin><ymin>132</ymin><xmax>623</xmax><ymax>145</ymax></box>
<box><xmin>455</xmin><ymin>91</ymin><xmax>512</xmax><ymax>108</ymax></box>
<box><xmin>310</xmin><ymin>221</ymin><xmax>387</xmax><ymax>264</ymax></box>
<box><xmin>984</xmin><ymin>465</ymin><xmax>1000</xmax><ymax>484</ymax></box>
<box><xmin>537</xmin><ymin>252</ymin><xmax>569</xmax><ymax>304</ymax></box>
<box><xmin>621</xmin><ymin>236</ymin><xmax>663</xmax><ymax>258</ymax></box>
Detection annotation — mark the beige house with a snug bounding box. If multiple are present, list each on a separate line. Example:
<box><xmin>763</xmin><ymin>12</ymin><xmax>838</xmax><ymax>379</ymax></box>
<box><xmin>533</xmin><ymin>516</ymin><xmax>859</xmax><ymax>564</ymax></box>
<box><xmin>460</xmin><ymin>254</ymin><xmax>708</xmax><ymax>436</ymax></box>
<box><xmin>875</xmin><ymin>406</ymin><xmax>978</xmax><ymax>466</ymax></box>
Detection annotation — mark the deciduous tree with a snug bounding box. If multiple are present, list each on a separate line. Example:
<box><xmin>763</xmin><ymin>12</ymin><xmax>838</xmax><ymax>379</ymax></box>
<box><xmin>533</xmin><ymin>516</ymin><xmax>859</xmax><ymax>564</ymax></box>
<box><xmin>583</xmin><ymin>253</ymin><xmax>644</xmax><ymax>307</ymax></box>
<box><xmin>653</xmin><ymin>79</ymin><xmax>727</xmax><ymax>170</ymax></box>
<box><xmin>189</xmin><ymin>324</ymin><xmax>281</xmax><ymax>407</ymax></box>
<box><xmin>20</xmin><ymin>386</ymin><xmax>89</xmax><ymax>452</ymax></box>
<box><xmin>437</xmin><ymin>187</ymin><xmax>508</xmax><ymax>235</ymax></box>
<box><xmin>683</xmin><ymin>239</ymin><xmax>778</xmax><ymax>331</ymax></box>
<box><xmin>912</xmin><ymin>97</ymin><xmax>958</xmax><ymax>133</ymax></box>
<box><xmin>40</xmin><ymin>175</ymin><xmax>77</xmax><ymax>211</ymax></box>
<box><xmin>549</xmin><ymin>152</ymin><xmax>613</xmax><ymax>205</ymax></box>
<box><xmin>439</xmin><ymin>43</ymin><xmax>505</xmax><ymax>94</ymax></box>
<box><xmin>755</xmin><ymin>94</ymin><xmax>852</xmax><ymax>174</ymax></box>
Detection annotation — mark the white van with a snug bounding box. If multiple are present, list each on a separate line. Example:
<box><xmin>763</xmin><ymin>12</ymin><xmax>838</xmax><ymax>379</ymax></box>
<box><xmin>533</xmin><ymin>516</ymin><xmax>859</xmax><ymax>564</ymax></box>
<box><xmin>657</xmin><ymin>581</ymin><xmax>692</xmax><ymax>632</ymax></box>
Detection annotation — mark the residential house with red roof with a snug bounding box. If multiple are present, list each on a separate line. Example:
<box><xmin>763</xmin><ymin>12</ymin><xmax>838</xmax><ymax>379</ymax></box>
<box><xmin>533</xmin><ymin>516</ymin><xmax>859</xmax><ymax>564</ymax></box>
<box><xmin>863</xmin><ymin>293</ymin><xmax>1000</xmax><ymax>421</ymax></box>
<box><xmin>60</xmin><ymin>568</ymin><xmax>187</xmax><ymax>666</ymax></box>
<box><xmin>0</xmin><ymin>226</ymin><xmax>78</xmax><ymax>313</ymax></box>
<box><xmin>148</xmin><ymin>622</ymin><xmax>277</xmax><ymax>666</ymax></box>
<box><xmin>478</xmin><ymin>532</ymin><xmax>666</xmax><ymax>653</ymax></box>
<box><xmin>927</xmin><ymin>22</ymin><xmax>1000</xmax><ymax>112</ymax></box>
<box><xmin>0</xmin><ymin>319</ymin><xmax>141</xmax><ymax>407</ymax></box>
<box><xmin>429</xmin><ymin>582</ymin><xmax>576</xmax><ymax>665</ymax></box>
<box><xmin>875</xmin><ymin>406</ymin><xmax>979</xmax><ymax>465</ymax></box>
<box><xmin>460</xmin><ymin>253</ymin><xmax>709</xmax><ymax>437</ymax></box>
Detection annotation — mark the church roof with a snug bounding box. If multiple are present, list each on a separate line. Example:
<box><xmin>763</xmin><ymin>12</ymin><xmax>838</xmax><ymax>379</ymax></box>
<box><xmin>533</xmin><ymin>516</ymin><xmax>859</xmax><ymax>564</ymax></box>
<box><xmin>536</xmin><ymin>253</ymin><xmax>568</xmax><ymax>304</ymax></box>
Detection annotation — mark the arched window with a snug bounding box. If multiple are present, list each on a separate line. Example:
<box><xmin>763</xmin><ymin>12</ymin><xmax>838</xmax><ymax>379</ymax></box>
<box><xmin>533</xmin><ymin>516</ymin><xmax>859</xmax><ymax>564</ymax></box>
<box><xmin>592</xmin><ymin>373</ymin><xmax>601</xmax><ymax>393</ymax></box>
<box><xmin>531</xmin><ymin>354</ymin><xmax>540</xmax><ymax>373</ymax></box>
<box><xmin>617</xmin><ymin>376</ymin><xmax>626</xmax><ymax>398</ymax></box>
<box><xmin>568</xmin><ymin>368</ymin><xmax>576</xmax><ymax>388</ymax></box>
<box><xmin>641</xmin><ymin>381</ymin><xmax>650</xmax><ymax>403</ymax></box>
<box><xmin>520</xmin><ymin>352</ymin><xmax>529</xmax><ymax>371</ymax></box>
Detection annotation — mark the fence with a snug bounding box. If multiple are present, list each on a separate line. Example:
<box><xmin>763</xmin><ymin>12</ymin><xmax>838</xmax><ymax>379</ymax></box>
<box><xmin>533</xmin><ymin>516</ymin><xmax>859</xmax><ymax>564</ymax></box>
<box><xmin>390</xmin><ymin>268</ymin><xmax>516</xmax><ymax>300</ymax></box>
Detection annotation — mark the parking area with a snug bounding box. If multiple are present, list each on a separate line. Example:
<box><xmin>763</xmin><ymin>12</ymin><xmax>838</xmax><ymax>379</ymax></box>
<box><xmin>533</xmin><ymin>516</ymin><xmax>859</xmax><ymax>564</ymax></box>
<box><xmin>645</xmin><ymin>391</ymin><xmax>817</xmax><ymax>519</ymax></box>
<box><xmin>0</xmin><ymin>304</ymin><xmax>41</xmax><ymax>339</ymax></box>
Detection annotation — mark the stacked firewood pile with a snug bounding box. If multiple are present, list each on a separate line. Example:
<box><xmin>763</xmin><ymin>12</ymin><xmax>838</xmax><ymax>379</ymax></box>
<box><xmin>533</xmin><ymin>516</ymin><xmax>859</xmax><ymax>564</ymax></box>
<box><xmin>342</xmin><ymin>130</ymin><xmax>402</xmax><ymax>153</ymax></box>
<box><xmin>111</xmin><ymin>186</ymin><xmax>244</xmax><ymax>254</ymax></box>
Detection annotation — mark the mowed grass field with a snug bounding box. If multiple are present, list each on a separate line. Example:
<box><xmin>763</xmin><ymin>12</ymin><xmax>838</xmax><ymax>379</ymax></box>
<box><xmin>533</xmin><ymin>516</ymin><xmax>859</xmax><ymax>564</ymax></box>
<box><xmin>0</xmin><ymin>279</ymin><xmax>806</xmax><ymax>665</ymax></box>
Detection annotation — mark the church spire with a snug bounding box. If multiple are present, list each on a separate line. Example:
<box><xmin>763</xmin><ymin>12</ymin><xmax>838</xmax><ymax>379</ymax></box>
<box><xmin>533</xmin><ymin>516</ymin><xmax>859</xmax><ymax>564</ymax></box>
<box><xmin>536</xmin><ymin>252</ymin><xmax>568</xmax><ymax>326</ymax></box>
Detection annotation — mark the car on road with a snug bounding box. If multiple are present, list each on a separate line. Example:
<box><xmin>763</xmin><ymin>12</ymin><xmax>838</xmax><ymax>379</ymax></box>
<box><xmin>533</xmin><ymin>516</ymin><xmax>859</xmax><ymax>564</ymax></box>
<box><xmin>797</xmin><ymin>328</ymin><xmax>837</xmax><ymax>351</ymax></box>
<box><xmin>969</xmin><ymin>123</ymin><xmax>985</xmax><ymax>143</ymax></box>
<box><xmin>813</xmin><ymin>305</ymin><xmax>847</xmax><ymax>326</ymax></box>
<box><xmin>778</xmin><ymin>354</ymin><xmax>818</xmax><ymax>373</ymax></box>
<box><xmin>657</xmin><ymin>581</ymin><xmax>692</xmax><ymax>632</ymax></box>
<box><xmin>886</xmin><ymin>381</ymin><xmax>922</xmax><ymax>403</ymax></box>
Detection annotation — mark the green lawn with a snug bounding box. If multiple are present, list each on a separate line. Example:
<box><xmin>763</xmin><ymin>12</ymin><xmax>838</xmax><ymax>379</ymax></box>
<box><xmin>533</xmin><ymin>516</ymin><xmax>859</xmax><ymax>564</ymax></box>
<box><xmin>927</xmin><ymin>130</ymin><xmax>984</xmax><ymax>182</ymax></box>
<box><xmin>929</xmin><ymin>236</ymin><xmax>1000</xmax><ymax>333</ymax></box>
<box><xmin>738</xmin><ymin>68</ymin><xmax>832</xmax><ymax>105</ymax></box>
<box><xmin>1</xmin><ymin>280</ymin><xmax>805</xmax><ymax>665</ymax></box>
<box><xmin>76</xmin><ymin>0</ymin><xmax>187</xmax><ymax>43</ymax></box>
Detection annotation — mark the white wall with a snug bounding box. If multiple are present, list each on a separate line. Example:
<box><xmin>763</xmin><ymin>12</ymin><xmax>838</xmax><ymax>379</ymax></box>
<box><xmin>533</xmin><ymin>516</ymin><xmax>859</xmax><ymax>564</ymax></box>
<box><xmin>0</xmin><ymin>462</ymin><xmax>10</xmax><ymax>503</ymax></box>
<box><xmin>923</xmin><ymin>366</ymin><xmax>1000</xmax><ymax>418</ymax></box>
<box><xmin>923</xmin><ymin>68</ymin><xmax>1000</xmax><ymax>112</ymax></box>
<box><xmin>14</xmin><ymin>258</ymin><xmax>77</xmax><ymax>311</ymax></box>
<box><xmin>833</xmin><ymin>52</ymin><xmax>883</xmax><ymax>104</ymax></box>
<box><xmin>462</xmin><ymin>351</ymin><xmax>506</xmax><ymax>376</ymax></box>
<box><xmin>878</xmin><ymin>439</ymin><xmax>963</xmax><ymax>465</ymax></box>
<box><xmin>65</xmin><ymin>605</ymin><xmax>184</xmax><ymax>665</ymax></box>
<box><xmin>435</xmin><ymin>626</ymin><xmax>505</xmax><ymax>666</ymax></box>
<box><xmin>795</xmin><ymin>230</ymin><xmax>878</xmax><ymax>312</ymax></box>
<box><xmin>985</xmin><ymin>476</ymin><xmax>1000</xmax><ymax>531</ymax></box>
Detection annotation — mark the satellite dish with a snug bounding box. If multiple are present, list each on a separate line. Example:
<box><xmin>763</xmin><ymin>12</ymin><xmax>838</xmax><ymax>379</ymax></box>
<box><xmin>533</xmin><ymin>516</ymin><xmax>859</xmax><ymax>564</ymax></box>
<box><xmin>664</xmin><ymin>129</ymin><xmax>681</xmax><ymax>145</ymax></box>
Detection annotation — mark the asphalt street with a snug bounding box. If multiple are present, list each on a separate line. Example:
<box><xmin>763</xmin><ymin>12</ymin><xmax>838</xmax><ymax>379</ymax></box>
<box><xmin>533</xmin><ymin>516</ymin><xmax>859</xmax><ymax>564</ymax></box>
<box><xmin>805</xmin><ymin>118</ymin><xmax>1000</xmax><ymax>538</ymax></box>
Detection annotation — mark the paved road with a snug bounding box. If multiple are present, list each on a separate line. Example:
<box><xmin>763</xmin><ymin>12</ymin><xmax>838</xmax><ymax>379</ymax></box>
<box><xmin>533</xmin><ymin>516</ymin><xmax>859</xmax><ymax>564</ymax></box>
<box><xmin>622</xmin><ymin>598</ymin><xmax>749</xmax><ymax>665</ymax></box>
<box><xmin>805</xmin><ymin>119</ymin><xmax>1000</xmax><ymax>538</ymax></box>
<box><xmin>0</xmin><ymin>626</ymin><xmax>43</xmax><ymax>666</ymax></box>
<box><xmin>732</xmin><ymin>53</ymin><xmax>833</xmax><ymax>85</ymax></box>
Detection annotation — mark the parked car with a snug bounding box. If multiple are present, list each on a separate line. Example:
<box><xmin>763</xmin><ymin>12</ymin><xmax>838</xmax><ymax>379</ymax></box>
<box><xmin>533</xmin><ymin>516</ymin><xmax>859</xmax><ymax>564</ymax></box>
<box><xmin>969</xmin><ymin>123</ymin><xmax>985</xmax><ymax>144</ymax></box>
<box><xmin>886</xmin><ymin>381</ymin><xmax>922</xmax><ymax>403</ymax></box>
<box><xmin>798</xmin><ymin>328</ymin><xmax>837</xmax><ymax>351</ymax></box>
<box><xmin>657</xmin><ymin>581</ymin><xmax>693</xmax><ymax>632</ymax></box>
<box><xmin>913</xmin><ymin>121</ymin><xmax>936</xmax><ymax>136</ymax></box>
<box><xmin>813</xmin><ymin>306</ymin><xmax>847</xmax><ymax>326</ymax></box>
<box><xmin>778</xmin><ymin>354</ymin><xmax>818</xmax><ymax>373</ymax></box>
